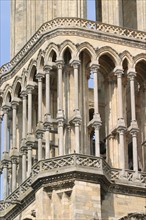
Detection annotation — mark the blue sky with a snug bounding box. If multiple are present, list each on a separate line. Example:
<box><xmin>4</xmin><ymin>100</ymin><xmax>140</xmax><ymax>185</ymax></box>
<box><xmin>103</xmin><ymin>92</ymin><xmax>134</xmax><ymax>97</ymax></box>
<box><xmin>0</xmin><ymin>0</ymin><xmax>10</xmax><ymax>66</ymax></box>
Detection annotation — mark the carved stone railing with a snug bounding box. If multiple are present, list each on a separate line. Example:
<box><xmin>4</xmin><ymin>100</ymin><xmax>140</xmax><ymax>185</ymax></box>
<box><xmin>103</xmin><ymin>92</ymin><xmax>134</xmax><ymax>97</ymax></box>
<box><xmin>0</xmin><ymin>153</ymin><xmax>146</xmax><ymax>212</ymax></box>
<box><xmin>0</xmin><ymin>17</ymin><xmax>146</xmax><ymax>76</ymax></box>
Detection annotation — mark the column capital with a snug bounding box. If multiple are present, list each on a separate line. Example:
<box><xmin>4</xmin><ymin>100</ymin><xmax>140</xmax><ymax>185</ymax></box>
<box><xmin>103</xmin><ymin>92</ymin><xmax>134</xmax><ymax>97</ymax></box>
<box><xmin>71</xmin><ymin>60</ymin><xmax>80</xmax><ymax>69</ymax></box>
<box><xmin>43</xmin><ymin>64</ymin><xmax>53</xmax><ymax>73</ymax></box>
<box><xmin>11</xmin><ymin>100</ymin><xmax>19</xmax><ymax>109</ymax></box>
<box><xmin>36</xmin><ymin>122</ymin><xmax>44</xmax><ymax>135</ymax></box>
<box><xmin>56</xmin><ymin>60</ymin><xmax>64</xmax><ymax>69</ymax></box>
<box><xmin>128</xmin><ymin>69</ymin><xmax>136</xmax><ymax>79</ymax></box>
<box><xmin>36</xmin><ymin>132</ymin><xmax>43</xmax><ymax>140</ymax></box>
<box><xmin>26</xmin><ymin>83</ymin><xmax>36</xmax><ymax>93</ymax></box>
<box><xmin>128</xmin><ymin>121</ymin><xmax>139</xmax><ymax>134</ymax></box>
<box><xmin>36</xmin><ymin>72</ymin><xmax>44</xmax><ymax>81</ymax></box>
<box><xmin>2</xmin><ymin>104</ymin><xmax>11</xmax><ymax>113</ymax></box>
<box><xmin>114</xmin><ymin>66</ymin><xmax>124</xmax><ymax>76</ymax></box>
<box><xmin>21</xmin><ymin>90</ymin><xmax>27</xmax><ymax>98</ymax></box>
<box><xmin>90</xmin><ymin>63</ymin><xmax>100</xmax><ymax>72</ymax></box>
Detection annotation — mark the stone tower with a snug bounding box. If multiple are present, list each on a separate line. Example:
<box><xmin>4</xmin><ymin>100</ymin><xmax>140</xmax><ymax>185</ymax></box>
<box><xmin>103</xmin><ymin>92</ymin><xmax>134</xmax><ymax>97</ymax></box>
<box><xmin>0</xmin><ymin>0</ymin><xmax>146</xmax><ymax>219</ymax></box>
<box><xmin>10</xmin><ymin>0</ymin><xmax>87</xmax><ymax>58</ymax></box>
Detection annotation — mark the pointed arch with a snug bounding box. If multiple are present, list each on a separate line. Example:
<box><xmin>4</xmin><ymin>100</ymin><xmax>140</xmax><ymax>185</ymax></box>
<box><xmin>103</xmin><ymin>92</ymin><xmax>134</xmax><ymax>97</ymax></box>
<box><xmin>44</xmin><ymin>43</ymin><xmax>59</xmax><ymax>64</ymax></box>
<box><xmin>3</xmin><ymin>85</ymin><xmax>12</xmax><ymax>104</ymax></box>
<box><xmin>77</xmin><ymin>42</ymin><xmax>96</xmax><ymax>61</ymax></box>
<box><xmin>59</xmin><ymin>40</ymin><xmax>77</xmax><ymax>60</ymax></box>
<box><xmin>36</xmin><ymin>49</ymin><xmax>45</xmax><ymax>70</ymax></box>
<box><xmin>21</xmin><ymin>68</ymin><xmax>28</xmax><ymax>90</ymax></box>
<box><xmin>119</xmin><ymin>50</ymin><xmax>134</xmax><ymax>68</ymax></box>
<box><xmin>27</xmin><ymin>59</ymin><xmax>37</xmax><ymax>82</ymax></box>
<box><xmin>96</xmin><ymin>46</ymin><xmax>120</xmax><ymax>66</ymax></box>
<box><xmin>12</xmin><ymin>76</ymin><xmax>22</xmax><ymax>98</ymax></box>
<box><xmin>133</xmin><ymin>53</ymin><xmax>146</xmax><ymax>68</ymax></box>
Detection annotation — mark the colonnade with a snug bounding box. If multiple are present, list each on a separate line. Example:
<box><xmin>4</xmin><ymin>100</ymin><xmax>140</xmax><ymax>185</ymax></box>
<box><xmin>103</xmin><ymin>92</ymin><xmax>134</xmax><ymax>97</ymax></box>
<box><xmin>0</xmin><ymin>52</ymin><xmax>143</xmax><ymax>199</ymax></box>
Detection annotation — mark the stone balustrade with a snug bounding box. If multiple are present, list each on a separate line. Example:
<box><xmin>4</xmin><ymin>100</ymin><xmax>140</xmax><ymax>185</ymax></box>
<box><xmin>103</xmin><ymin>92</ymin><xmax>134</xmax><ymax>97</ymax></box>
<box><xmin>0</xmin><ymin>153</ymin><xmax>146</xmax><ymax>214</ymax></box>
<box><xmin>0</xmin><ymin>17</ymin><xmax>146</xmax><ymax>76</ymax></box>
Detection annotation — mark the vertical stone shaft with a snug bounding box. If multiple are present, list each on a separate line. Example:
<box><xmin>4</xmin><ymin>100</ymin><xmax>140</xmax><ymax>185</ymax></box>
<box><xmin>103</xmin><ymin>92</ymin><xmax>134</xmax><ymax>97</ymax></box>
<box><xmin>38</xmin><ymin>77</ymin><xmax>43</xmax><ymax>122</ymax></box>
<box><xmin>132</xmin><ymin>132</ymin><xmax>138</xmax><ymax>174</ymax></box>
<box><xmin>117</xmin><ymin>72</ymin><xmax>123</xmax><ymax>119</ymax></box>
<box><xmin>75</xmin><ymin>123</ymin><xmax>80</xmax><ymax>153</ymax></box>
<box><xmin>27</xmin><ymin>89</ymin><xmax>32</xmax><ymax>134</ymax></box>
<box><xmin>45</xmin><ymin>128</ymin><xmax>50</xmax><ymax>159</ymax></box>
<box><xmin>22</xmin><ymin>151</ymin><xmax>26</xmax><ymax>182</ymax></box>
<box><xmin>27</xmin><ymin>145</ymin><xmax>32</xmax><ymax>176</ymax></box>
<box><xmin>3</xmin><ymin>109</ymin><xmax>8</xmax><ymax>152</ymax></box>
<box><xmin>12</xmin><ymin>160</ymin><xmax>17</xmax><ymax>191</ymax></box>
<box><xmin>93</xmin><ymin>67</ymin><xmax>99</xmax><ymax>114</ymax></box>
<box><xmin>73</xmin><ymin>62</ymin><xmax>80</xmax><ymax>111</ymax></box>
<box><xmin>119</xmin><ymin>130</ymin><xmax>125</xmax><ymax>171</ymax></box>
<box><xmin>12</xmin><ymin>104</ymin><xmax>17</xmax><ymax>149</ymax></box>
<box><xmin>38</xmin><ymin>134</ymin><xmax>43</xmax><ymax>161</ymax></box>
<box><xmin>46</xmin><ymin>71</ymin><xmax>51</xmax><ymax>115</ymax></box>
<box><xmin>57</xmin><ymin>62</ymin><xmax>63</xmax><ymax>111</ymax></box>
<box><xmin>58</xmin><ymin>122</ymin><xmax>64</xmax><ymax>156</ymax></box>
<box><xmin>3</xmin><ymin>164</ymin><xmax>8</xmax><ymax>199</ymax></box>
<box><xmin>129</xmin><ymin>74</ymin><xmax>136</xmax><ymax>121</ymax></box>
<box><xmin>22</xmin><ymin>94</ymin><xmax>27</xmax><ymax>139</ymax></box>
<box><xmin>91</xmin><ymin>64</ymin><xmax>101</xmax><ymax>157</ymax></box>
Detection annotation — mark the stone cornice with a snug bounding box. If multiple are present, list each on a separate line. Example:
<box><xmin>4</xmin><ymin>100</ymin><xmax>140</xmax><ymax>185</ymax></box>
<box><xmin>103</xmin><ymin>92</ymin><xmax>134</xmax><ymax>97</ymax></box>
<box><xmin>0</xmin><ymin>17</ymin><xmax>146</xmax><ymax>86</ymax></box>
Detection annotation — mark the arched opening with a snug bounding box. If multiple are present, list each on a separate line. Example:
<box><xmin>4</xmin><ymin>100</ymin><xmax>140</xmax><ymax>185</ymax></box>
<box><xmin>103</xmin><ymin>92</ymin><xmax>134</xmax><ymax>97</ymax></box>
<box><xmin>48</xmin><ymin>49</ymin><xmax>57</xmax><ymax>62</ymax></box>
<box><xmin>99</xmin><ymin>53</ymin><xmax>116</xmax><ymax>166</ymax></box>
<box><xmin>79</xmin><ymin>49</ymin><xmax>92</xmax><ymax>154</ymax></box>
<box><xmin>63</xmin><ymin>48</ymin><xmax>71</xmax><ymax>66</ymax></box>
<box><xmin>135</xmin><ymin>59</ymin><xmax>146</xmax><ymax>171</ymax></box>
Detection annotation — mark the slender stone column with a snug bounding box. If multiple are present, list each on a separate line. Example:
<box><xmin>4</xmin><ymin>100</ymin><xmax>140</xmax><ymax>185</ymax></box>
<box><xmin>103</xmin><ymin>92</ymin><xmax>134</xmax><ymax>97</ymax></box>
<box><xmin>20</xmin><ymin>91</ymin><xmax>27</xmax><ymax>182</ymax></box>
<box><xmin>56</xmin><ymin>60</ymin><xmax>63</xmax><ymax>111</ymax></box>
<box><xmin>115</xmin><ymin>67</ymin><xmax>126</xmax><ymax>173</ymax></box>
<box><xmin>27</xmin><ymin>145</ymin><xmax>32</xmax><ymax>176</ymax></box>
<box><xmin>26</xmin><ymin>86</ymin><xmax>34</xmax><ymax>134</ymax></box>
<box><xmin>3</xmin><ymin>107</ymin><xmax>9</xmax><ymax>152</ymax></box>
<box><xmin>128</xmin><ymin>70</ymin><xmax>139</xmax><ymax>175</ymax></box>
<box><xmin>56</xmin><ymin>60</ymin><xmax>64</xmax><ymax>156</ymax></box>
<box><xmin>132</xmin><ymin>131</ymin><xmax>138</xmax><ymax>174</ymax></box>
<box><xmin>36</xmin><ymin>133</ymin><xmax>43</xmax><ymax>161</ymax></box>
<box><xmin>72</xmin><ymin>60</ymin><xmax>80</xmax><ymax>111</ymax></box>
<box><xmin>45</xmin><ymin>126</ymin><xmax>50</xmax><ymax>159</ymax></box>
<box><xmin>22</xmin><ymin>149</ymin><xmax>27</xmax><ymax>181</ymax></box>
<box><xmin>3</xmin><ymin>162</ymin><xmax>8</xmax><ymax>198</ymax></box>
<box><xmin>91</xmin><ymin>64</ymin><xmax>102</xmax><ymax>157</ymax></box>
<box><xmin>2</xmin><ymin>106</ymin><xmax>10</xmax><ymax>198</ymax></box>
<box><xmin>36</xmin><ymin>74</ymin><xmax>44</xmax><ymax>123</ymax></box>
<box><xmin>58</xmin><ymin>120</ymin><xmax>64</xmax><ymax>156</ymax></box>
<box><xmin>43</xmin><ymin>65</ymin><xmax>52</xmax><ymax>159</ymax></box>
<box><xmin>11</xmin><ymin>101</ymin><xmax>19</xmax><ymax>192</ymax></box>
<box><xmin>21</xmin><ymin>91</ymin><xmax>27</xmax><ymax>140</ymax></box>
<box><xmin>12</xmin><ymin>102</ymin><xmax>18</xmax><ymax>149</ymax></box>
<box><xmin>44</xmin><ymin>65</ymin><xmax>52</xmax><ymax>116</ymax></box>
<box><xmin>129</xmin><ymin>72</ymin><xmax>136</xmax><ymax>121</ymax></box>
<box><xmin>11</xmin><ymin>157</ymin><xmax>17</xmax><ymax>191</ymax></box>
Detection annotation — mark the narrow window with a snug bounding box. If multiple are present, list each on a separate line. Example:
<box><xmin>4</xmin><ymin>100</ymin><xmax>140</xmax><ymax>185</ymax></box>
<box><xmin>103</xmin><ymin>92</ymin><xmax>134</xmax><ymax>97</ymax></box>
<box><xmin>122</xmin><ymin>0</ymin><xmax>137</xmax><ymax>29</ymax></box>
<box><xmin>96</xmin><ymin>0</ymin><xmax>102</xmax><ymax>22</ymax></box>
